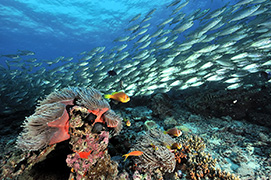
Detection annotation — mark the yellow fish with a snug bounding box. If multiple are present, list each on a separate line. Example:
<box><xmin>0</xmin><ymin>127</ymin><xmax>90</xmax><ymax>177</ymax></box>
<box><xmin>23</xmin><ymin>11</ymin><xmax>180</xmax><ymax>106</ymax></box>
<box><xmin>126</xmin><ymin>119</ymin><xmax>131</xmax><ymax>127</ymax></box>
<box><xmin>104</xmin><ymin>91</ymin><xmax>130</xmax><ymax>103</ymax></box>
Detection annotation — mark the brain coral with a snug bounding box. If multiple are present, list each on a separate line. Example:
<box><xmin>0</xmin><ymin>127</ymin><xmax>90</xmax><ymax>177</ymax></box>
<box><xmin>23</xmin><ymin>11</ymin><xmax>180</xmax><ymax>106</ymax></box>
<box><xmin>16</xmin><ymin>87</ymin><xmax>121</xmax><ymax>151</ymax></box>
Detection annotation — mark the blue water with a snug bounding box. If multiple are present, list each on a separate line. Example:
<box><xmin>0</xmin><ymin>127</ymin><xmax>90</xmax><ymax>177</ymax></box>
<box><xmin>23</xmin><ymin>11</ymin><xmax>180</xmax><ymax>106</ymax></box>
<box><xmin>0</xmin><ymin>0</ymin><xmax>230</xmax><ymax>61</ymax></box>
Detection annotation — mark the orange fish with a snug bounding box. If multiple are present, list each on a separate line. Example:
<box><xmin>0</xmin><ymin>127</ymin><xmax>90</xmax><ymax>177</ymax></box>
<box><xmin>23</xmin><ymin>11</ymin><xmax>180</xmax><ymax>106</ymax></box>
<box><xmin>75</xmin><ymin>150</ymin><xmax>92</xmax><ymax>159</ymax></box>
<box><xmin>164</xmin><ymin>127</ymin><xmax>182</xmax><ymax>137</ymax></box>
<box><xmin>126</xmin><ymin>120</ymin><xmax>131</xmax><ymax>126</ymax></box>
<box><xmin>122</xmin><ymin>150</ymin><xmax>143</xmax><ymax>161</ymax></box>
<box><xmin>104</xmin><ymin>92</ymin><xmax>130</xmax><ymax>103</ymax></box>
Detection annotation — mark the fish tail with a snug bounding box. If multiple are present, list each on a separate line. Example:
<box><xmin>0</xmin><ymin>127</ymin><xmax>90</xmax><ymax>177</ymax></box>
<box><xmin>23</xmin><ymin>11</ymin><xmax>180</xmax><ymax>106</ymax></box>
<box><xmin>122</xmin><ymin>154</ymin><xmax>129</xmax><ymax>161</ymax></box>
<box><xmin>104</xmin><ymin>94</ymin><xmax>111</xmax><ymax>99</ymax></box>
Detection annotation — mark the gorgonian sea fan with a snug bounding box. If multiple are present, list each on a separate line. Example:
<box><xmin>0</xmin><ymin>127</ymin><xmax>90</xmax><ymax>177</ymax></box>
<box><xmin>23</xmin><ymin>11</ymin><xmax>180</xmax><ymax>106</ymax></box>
<box><xmin>16</xmin><ymin>87</ymin><xmax>120</xmax><ymax>151</ymax></box>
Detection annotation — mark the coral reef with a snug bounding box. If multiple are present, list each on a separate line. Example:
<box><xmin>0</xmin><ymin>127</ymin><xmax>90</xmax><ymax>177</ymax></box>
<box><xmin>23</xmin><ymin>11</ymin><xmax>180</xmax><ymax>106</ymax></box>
<box><xmin>66</xmin><ymin>105</ymin><xmax>117</xmax><ymax>179</ymax></box>
<box><xmin>1</xmin><ymin>86</ymin><xmax>270</xmax><ymax>179</ymax></box>
<box><xmin>16</xmin><ymin>86</ymin><xmax>114</xmax><ymax>151</ymax></box>
<box><xmin>143</xmin><ymin>120</ymin><xmax>158</xmax><ymax>131</ymax></box>
<box><xmin>175</xmin><ymin>135</ymin><xmax>240</xmax><ymax>180</ymax></box>
<box><xmin>184</xmin><ymin>86</ymin><xmax>271</xmax><ymax>127</ymax></box>
<box><xmin>130</xmin><ymin>129</ymin><xmax>176</xmax><ymax>173</ymax></box>
<box><xmin>85</xmin><ymin>151</ymin><xmax>118</xmax><ymax>180</ymax></box>
<box><xmin>149</xmin><ymin>93</ymin><xmax>174</xmax><ymax>118</ymax></box>
<box><xmin>127</xmin><ymin>128</ymin><xmax>240</xmax><ymax>180</ymax></box>
<box><xmin>1</xmin><ymin>143</ymin><xmax>57</xmax><ymax>178</ymax></box>
<box><xmin>2</xmin><ymin>86</ymin><xmax>123</xmax><ymax>180</ymax></box>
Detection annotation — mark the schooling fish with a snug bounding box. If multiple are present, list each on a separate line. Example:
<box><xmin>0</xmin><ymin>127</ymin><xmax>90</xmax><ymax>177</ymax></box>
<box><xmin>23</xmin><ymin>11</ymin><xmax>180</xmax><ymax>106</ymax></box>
<box><xmin>104</xmin><ymin>92</ymin><xmax>130</xmax><ymax>103</ymax></box>
<box><xmin>122</xmin><ymin>150</ymin><xmax>143</xmax><ymax>161</ymax></box>
<box><xmin>164</xmin><ymin>127</ymin><xmax>182</xmax><ymax>137</ymax></box>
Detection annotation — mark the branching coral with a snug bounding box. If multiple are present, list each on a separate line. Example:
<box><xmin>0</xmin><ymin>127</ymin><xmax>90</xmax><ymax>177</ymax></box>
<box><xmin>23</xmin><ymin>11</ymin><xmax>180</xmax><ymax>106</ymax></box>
<box><xmin>186</xmin><ymin>135</ymin><xmax>206</xmax><ymax>152</ymax></box>
<box><xmin>175</xmin><ymin>135</ymin><xmax>240</xmax><ymax>180</ymax></box>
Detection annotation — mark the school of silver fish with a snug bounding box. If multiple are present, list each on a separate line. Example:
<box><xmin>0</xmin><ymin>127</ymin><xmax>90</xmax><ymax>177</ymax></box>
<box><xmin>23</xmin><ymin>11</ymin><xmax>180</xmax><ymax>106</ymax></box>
<box><xmin>0</xmin><ymin>0</ymin><xmax>271</xmax><ymax>113</ymax></box>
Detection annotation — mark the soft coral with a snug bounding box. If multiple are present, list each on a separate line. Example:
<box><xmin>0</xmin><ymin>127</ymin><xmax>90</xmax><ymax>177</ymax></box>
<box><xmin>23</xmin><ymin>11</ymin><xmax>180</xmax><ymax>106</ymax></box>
<box><xmin>47</xmin><ymin>100</ymin><xmax>74</xmax><ymax>145</ymax></box>
<box><xmin>88</xmin><ymin>108</ymin><xmax>109</xmax><ymax>125</ymax></box>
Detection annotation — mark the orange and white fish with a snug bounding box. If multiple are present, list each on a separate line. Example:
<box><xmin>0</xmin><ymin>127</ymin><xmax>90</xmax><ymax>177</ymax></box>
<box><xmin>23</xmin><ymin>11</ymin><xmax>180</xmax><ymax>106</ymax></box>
<box><xmin>164</xmin><ymin>127</ymin><xmax>182</xmax><ymax>137</ymax></box>
<box><xmin>122</xmin><ymin>150</ymin><xmax>143</xmax><ymax>161</ymax></box>
<box><xmin>104</xmin><ymin>91</ymin><xmax>130</xmax><ymax>103</ymax></box>
<box><xmin>167</xmin><ymin>142</ymin><xmax>182</xmax><ymax>150</ymax></box>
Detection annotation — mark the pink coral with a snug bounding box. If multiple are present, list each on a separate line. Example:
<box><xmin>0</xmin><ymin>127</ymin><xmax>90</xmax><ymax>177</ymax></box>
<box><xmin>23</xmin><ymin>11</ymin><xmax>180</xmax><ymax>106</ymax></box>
<box><xmin>67</xmin><ymin>129</ymin><xmax>110</xmax><ymax>179</ymax></box>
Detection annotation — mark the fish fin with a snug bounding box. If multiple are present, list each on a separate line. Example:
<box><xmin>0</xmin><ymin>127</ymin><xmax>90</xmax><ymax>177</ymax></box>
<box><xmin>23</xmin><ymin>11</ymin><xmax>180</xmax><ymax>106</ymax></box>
<box><xmin>112</xmin><ymin>91</ymin><xmax>122</xmax><ymax>95</ymax></box>
<box><xmin>122</xmin><ymin>154</ymin><xmax>129</xmax><ymax>161</ymax></box>
<box><xmin>104</xmin><ymin>94</ymin><xmax>111</xmax><ymax>99</ymax></box>
<box><xmin>112</xmin><ymin>99</ymin><xmax>119</xmax><ymax>104</ymax></box>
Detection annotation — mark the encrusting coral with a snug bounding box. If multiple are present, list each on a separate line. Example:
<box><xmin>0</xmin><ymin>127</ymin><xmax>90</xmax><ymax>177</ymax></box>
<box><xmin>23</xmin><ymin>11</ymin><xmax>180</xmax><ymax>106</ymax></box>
<box><xmin>66</xmin><ymin>105</ymin><xmax>120</xmax><ymax>179</ymax></box>
<box><xmin>84</xmin><ymin>151</ymin><xmax>118</xmax><ymax>180</ymax></box>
